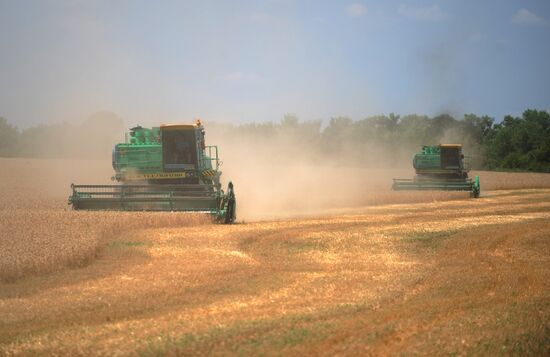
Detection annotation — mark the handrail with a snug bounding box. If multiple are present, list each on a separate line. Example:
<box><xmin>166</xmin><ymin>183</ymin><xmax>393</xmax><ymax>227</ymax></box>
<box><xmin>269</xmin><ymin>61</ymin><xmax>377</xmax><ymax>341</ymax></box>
<box><xmin>202</xmin><ymin>146</ymin><xmax>220</xmax><ymax>171</ymax></box>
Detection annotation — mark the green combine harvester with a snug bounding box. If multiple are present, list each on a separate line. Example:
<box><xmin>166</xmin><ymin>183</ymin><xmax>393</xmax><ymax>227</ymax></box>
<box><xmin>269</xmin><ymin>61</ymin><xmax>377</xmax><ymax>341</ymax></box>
<box><xmin>69</xmin><ymin>120</ymin><xmax>236</xmax><ymax>223</ymax></box>
<box><xmin>392</xmin><ymin>144</ymin><xmax>480</xmax><ymax>198</ymax></box>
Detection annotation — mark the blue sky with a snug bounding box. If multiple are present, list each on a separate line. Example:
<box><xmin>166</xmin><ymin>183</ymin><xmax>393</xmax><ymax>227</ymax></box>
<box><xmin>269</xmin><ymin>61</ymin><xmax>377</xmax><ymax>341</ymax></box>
<box><xmin>0</xmin><ymin>0</ymin><xmax>549</xmax><ymax>128</ymax></box>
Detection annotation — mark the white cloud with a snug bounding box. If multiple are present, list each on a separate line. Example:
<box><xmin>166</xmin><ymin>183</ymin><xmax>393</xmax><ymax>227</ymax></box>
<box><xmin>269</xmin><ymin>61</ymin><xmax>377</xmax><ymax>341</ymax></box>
<box><xmin>511</xmin><ymin>8</ymin><xmax>546</xmax><ymax>26</ymax></box>
<box><xmin>223</xmin><ymin>72</ymin><xmax>244</xmax><ymax>82</ymax></box>
<box><xmin>221</xmin><ymin>71</ymin><xmax>261</xmax><ymax>83</ymax></box>
<box><xmin>468</xmin><ymin>32</ymin><xmax>487</xmax><ymax>43</ymax></box>
<box><xmin>398</xmin><ymin>4</ymin><xmax>447</xmax><ymax>22</ymax></box>
<box><xmin>346</xmin><ymin>3</ymin><xmax>367</xmax><ymax>18</ymax></box>
<box><xmin>496</xmin><ymin>38</ymin><xmax>509</xmax><ymax>46</ymax></box>
<box><xmin>250</xmin><ymin>12</ymin><xmax>272</xmax><ymax>24</ymax></box>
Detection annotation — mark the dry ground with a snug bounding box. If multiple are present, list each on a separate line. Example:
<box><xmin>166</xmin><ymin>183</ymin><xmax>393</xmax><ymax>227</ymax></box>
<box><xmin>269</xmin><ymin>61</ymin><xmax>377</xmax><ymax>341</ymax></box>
<box><xmin>1</xmin><ymin>158</ymin><xmax>550</xmax><ymax>355</ymax></box>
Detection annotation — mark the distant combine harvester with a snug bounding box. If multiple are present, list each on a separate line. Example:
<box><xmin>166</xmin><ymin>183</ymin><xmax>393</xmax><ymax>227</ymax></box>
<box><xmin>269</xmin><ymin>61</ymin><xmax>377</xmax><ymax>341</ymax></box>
<box><xmin>392</xmin><ymin>144</ymin><xmax>480</xmax><ymax>198</ymax></box>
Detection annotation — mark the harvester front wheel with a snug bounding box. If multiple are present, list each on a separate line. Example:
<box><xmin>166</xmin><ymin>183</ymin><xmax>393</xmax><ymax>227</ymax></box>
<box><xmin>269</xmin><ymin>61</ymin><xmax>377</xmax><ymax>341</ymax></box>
<box><xmin>220</xmin><ymin>181</ymin><xmax>236</xmax><ymax>224</ymax></box>
<box><xmin>472</xmin><ymin>175</ymin><xmax>480</xmax><ymax>198</ymax></box>
<box><xmin>224</xmin><ymin>198</ymin><xmax>236</xmax><ymax>224</ymax></box>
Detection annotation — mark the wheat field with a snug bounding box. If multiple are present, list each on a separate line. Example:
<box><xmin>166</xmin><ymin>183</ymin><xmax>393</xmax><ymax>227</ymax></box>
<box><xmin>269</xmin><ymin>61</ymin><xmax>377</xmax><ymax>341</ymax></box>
<box><xmin>1</xmin><ymin>158</ymin><xmax>549</xmax><ymax>355</ymax></box>
<box><xmin>0</xmin><ymin>159</ymin><xmax>210</xmax><ymax>282</ymax></box>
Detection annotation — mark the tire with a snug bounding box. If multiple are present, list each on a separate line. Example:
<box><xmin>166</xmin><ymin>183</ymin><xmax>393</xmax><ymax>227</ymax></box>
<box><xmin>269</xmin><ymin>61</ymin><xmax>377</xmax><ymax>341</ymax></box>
<box><xmin>224</xmin><ymin>198</ymin><xmax>236</xmax><ymax>224</ymax></box>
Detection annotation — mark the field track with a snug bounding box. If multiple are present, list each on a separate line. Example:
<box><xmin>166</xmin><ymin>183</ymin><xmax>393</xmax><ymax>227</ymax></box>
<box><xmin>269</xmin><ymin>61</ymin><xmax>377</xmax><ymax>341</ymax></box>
<box><xmin>1</xmin><ymin>186</ymin><xmax>549</xmax><ymax>355</ymax></box>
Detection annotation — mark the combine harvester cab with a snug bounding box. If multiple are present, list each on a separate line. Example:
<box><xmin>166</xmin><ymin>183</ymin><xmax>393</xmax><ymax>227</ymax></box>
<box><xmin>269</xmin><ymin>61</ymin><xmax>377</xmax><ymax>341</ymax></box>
<box><xmin>69</xmin><ymin>120</ymin><xmax>236</xmax><ymax>223</ymax></box>
<box><xmin>392</xmin><ymin>144</ymin><xmax>480</xmax><ymax>198</ymax></box>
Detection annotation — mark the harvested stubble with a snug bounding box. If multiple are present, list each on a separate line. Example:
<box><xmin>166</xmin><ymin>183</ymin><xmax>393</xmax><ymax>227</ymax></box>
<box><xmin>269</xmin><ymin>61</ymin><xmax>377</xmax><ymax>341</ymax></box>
<box><xmin>1</xmin><ymin>189</ymin><xmax>549</xmax><ymax>356</ymax></box>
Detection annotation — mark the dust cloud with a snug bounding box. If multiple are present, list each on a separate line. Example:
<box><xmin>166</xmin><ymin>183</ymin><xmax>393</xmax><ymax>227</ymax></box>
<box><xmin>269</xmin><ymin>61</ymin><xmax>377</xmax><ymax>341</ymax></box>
<box><xmin>8</xmin><ymin>111</ymin><xmax>123</xmax><ymax>208</ymax></box>
<box><xmin>0</xmin><ymin>158</ymin><xmax>113</xmax><ymax>210</ymax></box>
<box><xmin>16</xmin><ymin>111</ymin><xmax>124</xmax><ymax>160</ymax></box>
<box><xmin>207</xmin><ymin>124</ymin><xmax>447</xmax><ymax>221</ymax></box>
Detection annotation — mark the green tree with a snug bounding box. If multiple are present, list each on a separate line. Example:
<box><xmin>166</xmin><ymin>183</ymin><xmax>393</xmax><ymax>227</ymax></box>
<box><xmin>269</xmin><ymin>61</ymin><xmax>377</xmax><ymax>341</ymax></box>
<box><xmin>0</xmin><ymin>117</ymin><xmax>19</xmax><ymax>156</ymax></box>
<box><xmin>485</xmin><ymin>110</ymin><xmax>550</xmax><ymax>172</ymax></box>
<box><xmin>321</xmin><ymin>117</ymin><xmax>353</xmax><ymax>163</ymax></box>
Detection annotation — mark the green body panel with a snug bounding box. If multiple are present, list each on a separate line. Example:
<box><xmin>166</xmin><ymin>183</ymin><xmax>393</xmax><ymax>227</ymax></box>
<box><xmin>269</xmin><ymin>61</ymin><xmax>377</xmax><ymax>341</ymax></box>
<box><xmin>413</xmin><ymin>153</ymin><xmax>440</xmax><ymax>170</ymax></box>
<box><xmin>114</xmin><ymin>143</ymin><xmax>163</xmax><ymax>174</ymax></box>
<box><xmin>412</xmin><ymin>145</ymin><xmax>468</xmax><ymax>177</ymax></box>
<box><xmin>111</xmin><ymin>125</ymin><xmax>217</xmax><ymax>182</ymax></box>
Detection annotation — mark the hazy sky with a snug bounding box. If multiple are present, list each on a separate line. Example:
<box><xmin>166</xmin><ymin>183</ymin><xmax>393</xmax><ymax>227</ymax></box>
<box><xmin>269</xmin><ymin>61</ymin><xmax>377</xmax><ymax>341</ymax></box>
<box><xmin>1</xmin><ymin>0</ymin><xmax>549</xmax><ymax>128</ymax></box>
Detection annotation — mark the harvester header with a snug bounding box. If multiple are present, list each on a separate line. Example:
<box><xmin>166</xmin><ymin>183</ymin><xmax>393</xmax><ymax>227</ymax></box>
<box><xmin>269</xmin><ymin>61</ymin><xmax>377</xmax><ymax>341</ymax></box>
<box><xmin>392</xmin><ymin>144</ymin><xmax>480</xmax><ymax>198</ymax></box>
<box><xmin>69</xmin><ymin>121</ymin><xmax>236</xmax><ymax>223</ymax></box>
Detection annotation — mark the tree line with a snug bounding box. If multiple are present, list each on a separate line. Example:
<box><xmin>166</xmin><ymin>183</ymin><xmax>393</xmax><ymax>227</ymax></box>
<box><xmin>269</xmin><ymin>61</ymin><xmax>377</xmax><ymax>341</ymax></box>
<box><xmin>0</xmin><ymin>112</ymin><xmax>124</xmax><ymax>159</ymax></box>
<box><xmin>1</xmin><ymin>109</ymin><xmax>549</xmax><ymax>172</ymax></box>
